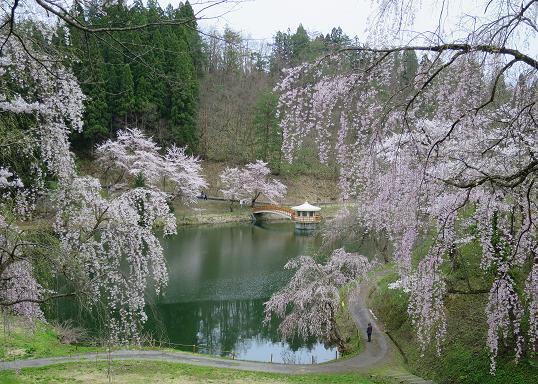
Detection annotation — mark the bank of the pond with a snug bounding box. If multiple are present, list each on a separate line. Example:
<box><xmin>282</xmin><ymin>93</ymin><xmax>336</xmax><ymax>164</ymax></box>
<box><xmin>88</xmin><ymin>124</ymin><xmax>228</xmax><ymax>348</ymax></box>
<box><xmin>173</xmin><ymin>199</ymin><xmax>347</xmax><ymax>226</ymax></box>
<box><xmin>2</xmin><ymin>268</ymin><xmax>437</xmax><ymax>384</ymax></box>
<box><xmin>369</xmin><ymin>264</ymin><xmax>538</xmax><ymax>384</ymax></box>
<box><xmin>0</xmin><ymin>360</ymin><xmax>392</xmax><ymax>384</ymax></box>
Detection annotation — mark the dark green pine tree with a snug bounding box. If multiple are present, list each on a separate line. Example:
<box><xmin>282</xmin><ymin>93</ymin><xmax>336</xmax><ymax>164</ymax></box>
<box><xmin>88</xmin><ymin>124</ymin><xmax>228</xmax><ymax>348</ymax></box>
<box><xmin>270</xmin><ymin>30</ymin><xmax>292</xmax><ymax>73</ymax></box>
<box><xmin>290</xmin><ymin>24</ymin><xmax>310</xmax><ymax>64</ymax></box>
<box><xmin>254</xmin><ymin>91</ymin><xmax>282</xmax><ymax>173</ymax></box>
<box><xmin>177</xmin><ymin>1</ymin><xmax>204</xmax><ymax>75</ymax></box>
<box><xmin>166</xmin><ymin>29</ymin><xmax>198</xmax><ymax>150</ymax></box>
<box><xmin>115</xmin><ymin>64</ymin><xmax>135</xmax><ymax>126</ymax></box>
<box><xmin>67</xmin><ymin>2</ymin><xmax>111</xmax><ymax>150</ymax></box>
<box><xmin>80</xmin><ymin>64</ymin><xmax>111</xmax><ymax>145</ymax></box>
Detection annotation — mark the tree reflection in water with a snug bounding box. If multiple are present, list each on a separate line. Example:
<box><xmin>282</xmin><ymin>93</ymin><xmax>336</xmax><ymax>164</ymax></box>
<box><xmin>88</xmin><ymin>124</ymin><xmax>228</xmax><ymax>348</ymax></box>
<box><xmin>147</xmin><ymin>298</ymin><xmax>334</xmax><ymax>362</ymax></box>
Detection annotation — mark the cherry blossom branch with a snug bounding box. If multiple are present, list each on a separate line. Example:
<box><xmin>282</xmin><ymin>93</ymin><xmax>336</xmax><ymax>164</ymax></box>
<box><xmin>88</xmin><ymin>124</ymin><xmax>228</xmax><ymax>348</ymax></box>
<box><xmin>337</xmin><ymin>44</ymin><xmax>538</xmax><ymax>70</ymax></box>
<box><xmin>0</xmin><ymin>0</ymin><xmax>18</xmax><ymax>54</ymax></box>
<box><xmin>444</xmin><ymin>160</ymin><xmax>538</xmax><ymax>189</ymax></box>
<box><xmin>0</xmin><ymin>292</ymin><xmax>75</xmax><ymax>307</ymax></box>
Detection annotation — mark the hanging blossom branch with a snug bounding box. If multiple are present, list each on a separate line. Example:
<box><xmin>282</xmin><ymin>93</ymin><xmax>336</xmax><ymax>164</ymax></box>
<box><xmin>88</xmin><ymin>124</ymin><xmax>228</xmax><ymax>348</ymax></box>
<box><xmin>264</xmin><ymin>248</ymin><xmax>373</xmax><ymax>350</ymax></box>
<box><xmin>274</xmin><ymin>0</ymin><xmax>538</xmax><ymax>373</ymax></box>
<box><xmin>53</xmin><ymin>177</ymin><xmax>176</xmax><ymax>342</ymax></box>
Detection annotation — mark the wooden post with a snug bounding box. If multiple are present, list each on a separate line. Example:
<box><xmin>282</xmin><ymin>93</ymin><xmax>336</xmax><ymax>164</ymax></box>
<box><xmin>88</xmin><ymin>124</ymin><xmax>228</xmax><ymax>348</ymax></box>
<box><xmin>335</xmin><ymin>350</ymin><xmax>338</xmax><ymax>360</ymax></box>
<box><xmin>311</xmin><ymin>355</ymin><xmax>314</xmax><ymax>364</ymax></box>
<box><xmin>232</xmin><ymin>352</ymin><xmax>235</xmax><ymax>360</ymax></box>
<box><xmin>270</xmin><ymin>353</ymin><xmax>273</xmax><ymax>363</ymax></box>
<box><xmin>193</xmin><ymin>345</ymin><xmax>196</xmax><ymax>353</ymax></box>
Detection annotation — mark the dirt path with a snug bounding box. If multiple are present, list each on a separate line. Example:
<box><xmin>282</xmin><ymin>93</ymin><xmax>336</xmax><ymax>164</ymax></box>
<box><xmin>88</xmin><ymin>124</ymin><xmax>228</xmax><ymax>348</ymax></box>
<box><xmin>0</xmin><ymin>277</ymin><xmax>431</xmax><ymax>382</ymax></box>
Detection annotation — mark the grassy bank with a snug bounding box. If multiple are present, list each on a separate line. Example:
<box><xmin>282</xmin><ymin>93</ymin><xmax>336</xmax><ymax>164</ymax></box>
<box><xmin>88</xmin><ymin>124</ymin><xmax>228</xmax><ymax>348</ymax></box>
<box><xmin>0</xmin><ymin>360</ymin><xmax>391</xmax><ymax>384</ymax></box>
<box><xmin>0</xmin><ymin>317</ymin><xmax>99</xmax><ymax>361</ymax></box>
<box><xmin>369</xmin><ymin>265</ymin><xmax>538</xmax><ymax>384</ymax></box>
<box><xmin>335</xmin><ymin>284</ymin><xmax>363</xmax><ymax>358</ymax></box>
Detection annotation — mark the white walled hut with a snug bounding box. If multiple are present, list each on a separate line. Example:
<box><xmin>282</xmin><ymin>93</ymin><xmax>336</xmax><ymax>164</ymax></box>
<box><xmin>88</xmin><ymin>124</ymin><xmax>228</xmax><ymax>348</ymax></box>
<box><xmin>291</xmin><ymin>201</ymin><xmax>321</xmax><ymax>230</ymax></box>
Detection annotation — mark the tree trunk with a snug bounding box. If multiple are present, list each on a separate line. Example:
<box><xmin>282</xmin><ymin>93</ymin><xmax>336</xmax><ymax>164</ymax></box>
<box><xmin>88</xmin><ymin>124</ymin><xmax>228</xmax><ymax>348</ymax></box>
<box><xmin>251</xmin><ymin>192</ymin><xmax>261</xmax><ymax>207</ymax></box>
<box><xmin>328</xmin><ymin>303</ymin><xmax>347</xmax><ymax>352</ymax></box>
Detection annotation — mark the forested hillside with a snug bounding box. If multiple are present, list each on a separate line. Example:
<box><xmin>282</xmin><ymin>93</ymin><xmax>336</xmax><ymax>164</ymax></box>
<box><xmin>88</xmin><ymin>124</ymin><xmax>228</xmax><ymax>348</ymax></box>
<box><xmin>64</xmin><ymin>1</ymin><xmax>423</xmax><ymax>180</ymax></box>
<box><xmin>63</xmin><ymin>2</ymin><xmax>399</xmax><ymax>175</ymax></box>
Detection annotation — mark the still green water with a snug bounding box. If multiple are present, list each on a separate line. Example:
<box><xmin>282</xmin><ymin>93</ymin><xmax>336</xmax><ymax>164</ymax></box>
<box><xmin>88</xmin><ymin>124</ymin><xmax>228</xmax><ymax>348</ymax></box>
<box><xmin>144</xmin><ymin>221</ymin><xmax>336</xmax><ymax>363</ymax></box>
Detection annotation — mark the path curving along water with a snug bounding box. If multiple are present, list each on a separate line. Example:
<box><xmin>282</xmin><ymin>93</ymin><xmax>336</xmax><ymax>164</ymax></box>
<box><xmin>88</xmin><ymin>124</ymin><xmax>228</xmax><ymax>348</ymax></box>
<box><xmin>0</xmin><ymin>277</ymin><xmax>432</xmax><ymax>382</ymax></box>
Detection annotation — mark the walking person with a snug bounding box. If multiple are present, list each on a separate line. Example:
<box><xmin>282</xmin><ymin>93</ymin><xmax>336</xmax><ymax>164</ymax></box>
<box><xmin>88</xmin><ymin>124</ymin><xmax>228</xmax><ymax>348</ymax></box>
<box><xmin>367</xmin><ymin>322</ymin><xmax>373</xmax><ymax>342</ymax></box>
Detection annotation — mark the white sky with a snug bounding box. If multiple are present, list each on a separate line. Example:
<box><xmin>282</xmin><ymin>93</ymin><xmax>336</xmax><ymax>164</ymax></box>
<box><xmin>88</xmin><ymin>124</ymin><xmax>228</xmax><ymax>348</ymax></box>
<box><xmin>179</xmin><ymin>0</ymin><xmax>482</xmax><ymax>42</ymax></box>
<box><xmin>191</xmin><ymin>0</ymin><xmax>372</xmax><ymax>41</ymax></box>
<box><xmin>161</xmin><ymin>0</ymin><xmax>536</xmax><ymax>57</ymax></box>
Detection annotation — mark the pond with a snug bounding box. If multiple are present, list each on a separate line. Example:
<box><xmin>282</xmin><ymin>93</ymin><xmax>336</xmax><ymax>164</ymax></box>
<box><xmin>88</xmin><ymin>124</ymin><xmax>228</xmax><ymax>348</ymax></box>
<box><xmin>132</xmin><ymin>221</ymin><xmax>336</xmax><ymax>364</ymax></box>
<box><xmin>53</xmin><ymin>221</ymin><xmax>339</xmax><ymax>363</ymax></box>
<box><xmin>142</xmin><ymin>221</ymin><xmax>336</xmax><ymax>364</ymax></box>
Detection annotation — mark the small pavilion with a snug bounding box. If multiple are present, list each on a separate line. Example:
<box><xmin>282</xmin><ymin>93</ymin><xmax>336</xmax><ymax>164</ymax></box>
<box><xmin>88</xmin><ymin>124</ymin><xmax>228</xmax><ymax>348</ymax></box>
<box><xmin>291</xmin><ymin>201</ymin><xmax>321</xmax><ymax>230</ymax></box>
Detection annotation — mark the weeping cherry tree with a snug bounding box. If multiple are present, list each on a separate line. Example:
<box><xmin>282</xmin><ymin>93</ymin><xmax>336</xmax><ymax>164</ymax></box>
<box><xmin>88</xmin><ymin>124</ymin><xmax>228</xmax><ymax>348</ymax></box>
<box><xmin>274</xmin><ymin>0</ymin><xmax>538</xmax><ymax>372</ymax></box>
<box><xmin>264</xmin><ymin>248</ymin><xmax>372</xmax><ymax>350</ymax></box>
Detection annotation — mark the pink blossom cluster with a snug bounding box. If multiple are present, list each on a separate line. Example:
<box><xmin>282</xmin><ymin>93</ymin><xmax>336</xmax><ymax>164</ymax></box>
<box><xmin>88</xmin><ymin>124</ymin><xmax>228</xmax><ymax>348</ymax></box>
<box><xmin>53</xmin><ymin>176</ymin><xmax>176</xmax><ymax>342</ymax></box>
<box><xmin>96</xmin><ymin>128</ymin><xmax>207</xmax><ymax>204</ymax></box>
<box><xmin>0</xmin><ymin>217</ymin><xmax>44</xmax><ymax>320</ymax></box>
<box><xmin>264</xmin><ymin>248</ymin><xmax>372</xmax><ymax>346</ymax></box>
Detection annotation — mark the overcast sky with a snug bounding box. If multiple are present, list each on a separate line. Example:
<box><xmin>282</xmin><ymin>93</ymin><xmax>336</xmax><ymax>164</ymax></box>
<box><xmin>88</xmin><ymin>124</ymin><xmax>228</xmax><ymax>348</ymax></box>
<box><xmin>180</xmin><ymin>0</ymin><xmax>484</xmax><ymax>42</ymax></box>
<box><xmin>161</xmin><ymin>0</ymin><xmax>536</xmax><ymax>57</ymax></box>
<box><xmin>190</xmin><ymin>0</ymin><xmax>371</xmax><ymax>40</ymax></box>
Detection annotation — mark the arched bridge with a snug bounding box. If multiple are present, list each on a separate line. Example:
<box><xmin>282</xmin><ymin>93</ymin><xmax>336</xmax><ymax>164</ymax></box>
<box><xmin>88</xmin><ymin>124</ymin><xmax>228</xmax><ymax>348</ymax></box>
<box><xmin>252</xmin><ymin>204</ymin><xmax>295</xmax><ymax>220</ymax></box>
<box><xmin>251</xmin><ymin>204</ymin><xmax>321</xmax><ymax>223</ymax></box>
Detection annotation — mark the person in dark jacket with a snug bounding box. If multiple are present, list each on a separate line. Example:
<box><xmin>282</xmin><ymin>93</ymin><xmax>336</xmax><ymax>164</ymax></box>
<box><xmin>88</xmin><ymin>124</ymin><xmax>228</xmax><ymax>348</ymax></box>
<box><xmin>367</xmin><ymin>322</ymin><xmax>373</xmax><ymax>342</ymax></box>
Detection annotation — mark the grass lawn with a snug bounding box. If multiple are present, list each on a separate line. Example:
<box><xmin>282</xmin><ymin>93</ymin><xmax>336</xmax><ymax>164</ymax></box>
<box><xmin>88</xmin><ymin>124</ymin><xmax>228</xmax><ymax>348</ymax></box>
<box><xmin>0</xmin><ymin>360</ymin><xmax>392</xmax><ymax>384</ymax></box>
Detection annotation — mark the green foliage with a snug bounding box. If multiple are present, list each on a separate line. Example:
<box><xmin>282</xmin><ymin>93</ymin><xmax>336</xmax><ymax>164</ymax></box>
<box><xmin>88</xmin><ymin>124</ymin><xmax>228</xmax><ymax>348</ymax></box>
<box><xmin>335</xmin><ymin>285</ymin><xmax>362</xmax><ymax>356</ymax></box>
<box><xmin>270</xmin><ymin>24</ymin><xmax>346</xmax><ymax>74</ymax></box>
<box><xmin>133</xmin><ymin>172</ymin><xmax>146</xmax><ymax>188</ymax></box>
<box><xmin>0</xmin><ymin>114</ymin><xmax>40</xmax><ymax>186</ymax></box>
<box><xmin>370</xmin><ymin>272</ymin><xmax>409</xmax><ymax>332</ymax></box>
<box><xmin>400</xmin><ymin>50</ymin><xmax>418</xmax><ymax>87</ymax></box>
<box><xmin>254</xmin><ymin>91</ymin><xmax>282</xmax><ymax>172</ymax></box>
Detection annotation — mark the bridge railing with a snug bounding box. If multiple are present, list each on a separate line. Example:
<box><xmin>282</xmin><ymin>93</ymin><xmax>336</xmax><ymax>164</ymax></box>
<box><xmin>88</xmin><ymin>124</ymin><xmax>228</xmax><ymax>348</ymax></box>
<box><xmin>252</xmin><ymin>205</ymin><xmax>323</xmax><ymax>223</ymax></box>
<box><xmin>252</xmin><ymin>204</ymin><xmax>296</xmax><ymax>217</ymax></box>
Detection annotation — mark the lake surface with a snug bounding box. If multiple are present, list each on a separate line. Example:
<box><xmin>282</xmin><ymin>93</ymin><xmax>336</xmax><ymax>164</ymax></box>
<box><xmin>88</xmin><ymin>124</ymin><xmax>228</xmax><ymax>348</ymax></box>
<box><xmin>142</xmin><ymin>221</ymin><xmax>336</xmax><ymax>363</ymax></box>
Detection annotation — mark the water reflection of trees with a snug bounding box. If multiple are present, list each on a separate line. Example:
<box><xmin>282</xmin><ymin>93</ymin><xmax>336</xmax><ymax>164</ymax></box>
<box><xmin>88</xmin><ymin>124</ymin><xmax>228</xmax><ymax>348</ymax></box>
<box><xmin>146</xmin><ymin>298</ymin><xmax>325</xmax><ymax>356</ymax></box>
